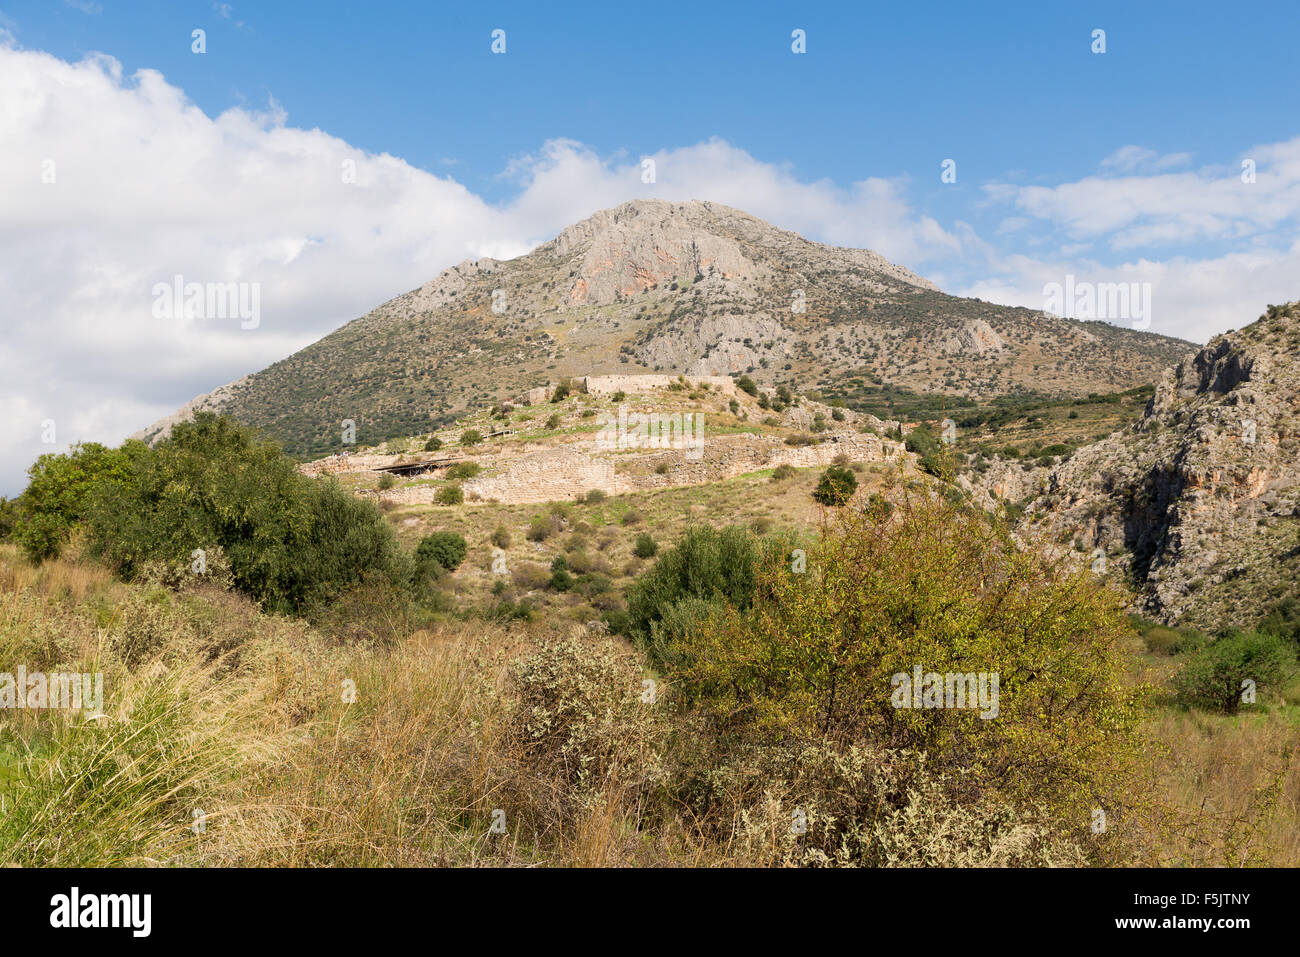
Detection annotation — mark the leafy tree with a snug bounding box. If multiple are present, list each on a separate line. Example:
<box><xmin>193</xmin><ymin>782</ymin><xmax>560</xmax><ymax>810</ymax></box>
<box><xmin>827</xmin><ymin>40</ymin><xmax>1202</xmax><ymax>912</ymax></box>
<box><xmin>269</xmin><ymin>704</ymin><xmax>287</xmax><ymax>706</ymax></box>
<box><xmin>84</xmin><ymin>413</ymin><xmax>409</xmax><ymax>616</ymax></box>
<box><xmin>0</xmin><ymin>497</ymin><xmax>17</xmax><ymax>540</ymax></box>
<box><xmin>1173</xmin><ymin>630</ymin><xmax>1293</xmax><ymax>713</ymax></box>
<box><xmin>626</xmin><ymin>524</ymin><xmax>761</xmax><ymax>661</ymax></box>
<box><xmin>423</xmin><ymin>436</ymin><xmax>443</xmax><ymax>452</ymax></box>
<box><xmin>416</xmin><ymin>531</ymin><xmax>468</xmax><ymax>575</ymax></box>
<box><xmin>14</xmin><ymin>441</ymin><xmax>144</xmax><ymax>562</ymax></box>
<box><xmin>812</xmin><ymin>466</ymin><xmax>858</xmax><ymax>506</ymax></box>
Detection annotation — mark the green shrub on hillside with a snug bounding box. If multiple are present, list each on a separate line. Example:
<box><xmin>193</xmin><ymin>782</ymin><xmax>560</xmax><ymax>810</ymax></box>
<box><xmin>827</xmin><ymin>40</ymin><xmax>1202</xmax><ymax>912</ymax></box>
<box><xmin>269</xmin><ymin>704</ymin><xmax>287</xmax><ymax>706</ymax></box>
<box><xmin>416</xmin><ymin>532</ymin><xmax>468</xmax><ymax>575</ymax></box>
<box><xmin>905</xmin><ymin>425</ymin><xmax>947</xmax><ymax>477</ymax></box>
<box><xmin>82</xmin><ymin>414</ymin><xmax>410</xmax><ymax>617</ymax></box>
<box><xmin>656</xmin><ymin>489</ymin><xmax>1148</xmax><ymax>825</ymax></box>
<box><xmin>435</xmin><ymin>484</ymin><xmax>464</xmax><ymax>505</ymax></box>
<box><xmin>812</xmin><ymin>466</ymin><xmax>857</xmax><ymax>506</ymax></box>
<box><xmin>13</xmin><ymin>441</ymin><xmax>145</xmax><ymax>562</ymax></box>
<box><xmin>0</xmin><ymin>497</ymin><xmax>17</xmax><ymax>540</ymax></box>
<box><xmin>1172</xmin><ymin>631</ymin><xmax>1293</xmax><ymax>713</ymax></box>
<box><xmin>626</xmin><ymin>524</ymin><xmax>761</xmax><ymax>663</ymax></box>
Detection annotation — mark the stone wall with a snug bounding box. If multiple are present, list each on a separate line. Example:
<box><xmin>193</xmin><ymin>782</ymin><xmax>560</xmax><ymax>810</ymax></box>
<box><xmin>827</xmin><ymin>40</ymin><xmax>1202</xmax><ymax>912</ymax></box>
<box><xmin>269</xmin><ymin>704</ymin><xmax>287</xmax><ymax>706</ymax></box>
<box><xmin>461</xmin><ymin>447</ymin><xmax>627</xmax><ymax>503</ymax></box>
<box><xmin>582</xmin><ymin>374</ymin><xmax>738</xmax><ymax>396</ymax></box>
<box><xmin>432</xmin><ymin>429</ymin><xmax>901</xmax><ymax>506</ymax></box>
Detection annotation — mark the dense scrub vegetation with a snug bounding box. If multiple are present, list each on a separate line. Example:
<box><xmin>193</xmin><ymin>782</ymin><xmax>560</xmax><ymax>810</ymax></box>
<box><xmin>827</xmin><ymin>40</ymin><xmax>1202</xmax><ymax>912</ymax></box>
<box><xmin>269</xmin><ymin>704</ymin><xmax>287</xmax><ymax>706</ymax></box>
<box><xmin>8</xmin><ymin>414</ymin><xmax>415</xmax><ymax>618</ymax></box>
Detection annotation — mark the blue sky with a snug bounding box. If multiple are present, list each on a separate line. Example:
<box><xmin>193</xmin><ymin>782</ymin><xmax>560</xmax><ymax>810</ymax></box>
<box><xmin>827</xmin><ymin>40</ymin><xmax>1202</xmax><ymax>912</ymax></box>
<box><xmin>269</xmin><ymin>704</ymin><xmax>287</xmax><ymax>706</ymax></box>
<box><xmin>1</xmin><ymin>0</ymin><xmax>1299</xmax><ymax>494</ymax></box>
<box><xmin>12</xmin><ymin>0</ymin><xmax>1297</xmax><ymax>231</ymax></box>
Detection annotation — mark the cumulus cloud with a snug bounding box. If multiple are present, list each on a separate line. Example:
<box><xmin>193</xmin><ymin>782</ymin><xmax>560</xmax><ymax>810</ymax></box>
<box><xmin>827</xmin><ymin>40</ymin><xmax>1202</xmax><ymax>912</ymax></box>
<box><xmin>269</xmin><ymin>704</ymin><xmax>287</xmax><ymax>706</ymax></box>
<box><xmin>985</xmin><ymin>138</ymin><xmax>1300</xmax><ymax>249</ymax></box>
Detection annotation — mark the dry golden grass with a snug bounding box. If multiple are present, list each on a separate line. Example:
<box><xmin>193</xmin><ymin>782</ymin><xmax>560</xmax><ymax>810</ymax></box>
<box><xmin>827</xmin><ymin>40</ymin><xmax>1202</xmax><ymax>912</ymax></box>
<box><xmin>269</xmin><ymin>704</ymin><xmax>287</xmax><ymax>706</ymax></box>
<box><xmin>3</xmin><ymin>541</ymin><xmax>1299</xmax><ymax>868</ymax></box>
<box><xmin>1145</xmin><ymin>708</ymin><xmax>1300</xmax><ymax>866</ymax></box>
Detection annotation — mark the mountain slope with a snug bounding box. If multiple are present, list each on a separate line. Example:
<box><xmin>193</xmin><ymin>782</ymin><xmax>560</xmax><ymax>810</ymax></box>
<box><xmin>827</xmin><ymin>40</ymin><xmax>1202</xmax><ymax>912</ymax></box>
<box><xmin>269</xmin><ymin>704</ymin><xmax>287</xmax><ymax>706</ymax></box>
<box><xmin>1025</xmin><ymin>302</ymin><xmax>1300</xmax><ymax>626</ymax></box>
<box><xmin>138</xmin><ymin>199</ymin><xmax>1193</xmax><ymax>455</ymax></box>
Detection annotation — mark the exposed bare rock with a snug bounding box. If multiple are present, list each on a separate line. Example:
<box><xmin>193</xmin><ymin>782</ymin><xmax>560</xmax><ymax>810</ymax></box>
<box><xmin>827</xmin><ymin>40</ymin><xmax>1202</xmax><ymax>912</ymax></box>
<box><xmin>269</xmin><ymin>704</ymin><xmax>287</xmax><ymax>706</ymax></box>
<box><xmin>1023</xmin><ymin>302</ymin><xmax>1300</xmax><ymax>627</ymax></box>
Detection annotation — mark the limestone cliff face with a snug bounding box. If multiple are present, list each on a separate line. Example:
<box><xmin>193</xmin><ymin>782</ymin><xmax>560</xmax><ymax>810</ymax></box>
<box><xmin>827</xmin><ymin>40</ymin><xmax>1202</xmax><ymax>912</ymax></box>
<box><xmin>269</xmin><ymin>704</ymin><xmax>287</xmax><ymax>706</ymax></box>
<box><xmin>1024</xmin><ymin>303</ymin><xmax>1300</xmax><ymax>627</ymax></box>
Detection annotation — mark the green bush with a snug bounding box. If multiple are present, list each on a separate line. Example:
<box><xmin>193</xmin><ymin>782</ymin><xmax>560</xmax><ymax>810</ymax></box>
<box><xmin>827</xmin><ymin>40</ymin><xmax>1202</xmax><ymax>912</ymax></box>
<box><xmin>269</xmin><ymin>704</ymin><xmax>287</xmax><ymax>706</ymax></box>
<box><xmin>491</xmin><ymin>524</ymin><xmax>512</xmax><ymax>549</ymax></box>
<box><xmin>460</xmin><ymin>429</ymin><xmax>483</xmax><ymax>447</ymax></box>
<box><xmin>633</xmin><ymin>532</ymin><xmax>658</xmax><ymax>559</ymax></box>
<box><xmin>584</xmin><ymin>489</ymin><xmax>607</xmax><ymax>504</ymax></box>
<box><xmin>662</xmin><ymin>487</ymin><xmax>1147</xmax><ymax>825</ymax></box>
<box><xmin>527</xmin><ymin>511</ymin><xmax>564</xmax><ymax>541</ymax></box>
<box><xmin>416</xmin><ymin>531</ymin><xmax>468</xmax><ymax>575</ymax></box>
<box><xmin>812</xmin><ymin>466</ymin><xmax>857</xmax><ymax>506</ymax></box>
<box><xmin>0</xmin><ymin>497</ymin><xmax>17</xmax><ymax>540</ymax></box>
<box><xmin>905</xmin><ymin>426</ymin><xmax>947</xmax><ymax>477</ymax></box>
<box><xmin>447</xmin><ymin>462</ymin><xmax>481</xmax><ymax>480</ymax></box>
<box><xmin>735</xmin><ymin>375</ymin><xmax>759</xmax><ymax>397</ymax></box>
<box><xmin>423</xmin><ymin>436</ymin><xmax>443</xmax><ymax>452</ymax></box>
<box><xmin>377</xmin><ymin>473</ymin><xmax>396</xmax><ymax>491</ymax></box>
<box><xmin>626</xmin><ymin>524</ymin><xmax>760</xmax><ymax>658</ymax></box>
<box><xmin>13</xmin><ymin>441</ymin><xmax>143</xmax><ymax>562</ymax></box>
<box><xmin>1172</xmin><ymin>631</ymin><xmax>1293</xmax><ymax>713</ymax></box>
<box><xmin>83</xmin><ymin>414</ymin><xmax>409</xmax><ymax>617</ymax></box>
<box><xmin>771</xmin><ymin>464</ymin><xmax>796</xmax><ymax>481</ymax></box>
<box><xmin>435</xmin><ymin>484</ymin><xmax>464</xmax><ymax>505</ymax></box>
<box><xmin>545</xmin><ymin>413</ymin><xmax>561</xmax><ymax>430</ymax></box>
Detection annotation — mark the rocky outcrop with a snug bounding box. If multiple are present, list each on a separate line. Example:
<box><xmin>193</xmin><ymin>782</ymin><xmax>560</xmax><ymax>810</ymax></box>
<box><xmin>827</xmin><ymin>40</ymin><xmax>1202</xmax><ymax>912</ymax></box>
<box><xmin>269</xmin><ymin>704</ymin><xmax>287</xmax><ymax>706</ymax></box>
<box><xmin>1023</xmin><ymin>303</ymin><xmax>1300</xmax><ymax>627</ymax></box>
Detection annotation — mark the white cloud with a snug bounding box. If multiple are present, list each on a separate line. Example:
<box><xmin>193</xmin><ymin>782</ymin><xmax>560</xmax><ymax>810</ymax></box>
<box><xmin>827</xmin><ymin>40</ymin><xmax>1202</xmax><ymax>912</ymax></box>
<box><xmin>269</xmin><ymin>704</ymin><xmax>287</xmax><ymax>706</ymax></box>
<box><xmin>987</xmin><ymin>138</ymin><xmax>1300</xmax><ymax>250</ymax></box>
